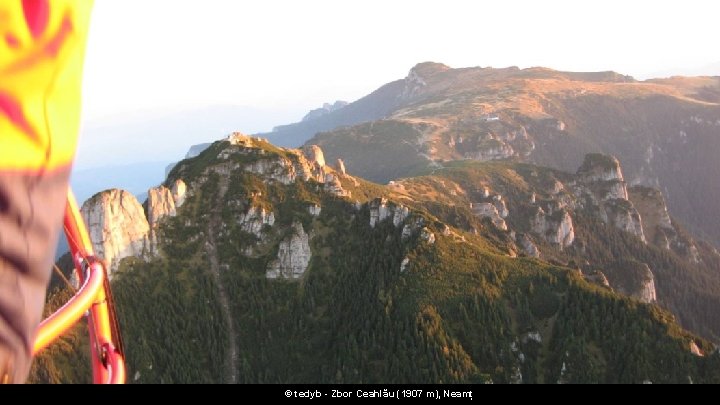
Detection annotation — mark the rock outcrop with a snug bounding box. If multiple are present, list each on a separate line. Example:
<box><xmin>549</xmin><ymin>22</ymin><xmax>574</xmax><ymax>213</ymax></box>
<box><xmin>336</xmin><ymin>158</ymin><xmax>347</xmax><ymax>175</ymax></box>
<box><xmin>516</xmin><ymin>233</ymin><xmax>540</xmax><ymax>258</ymax></box>
<box><xmin>171</xmin><ymin>179</ymin><xmax>187</xmax><ymax>208</ymax></box>
<box><xmin>238</xmin><ymin>206</ymin><xmax>275</xmax><ymax>239</ymax></box>
<box><xmin>303</xmin><ymin>144</ymin><xmax>326</xmax><ymax>168</ymax></box>
<box><xmin>471</xmin><ymin>202</ymin><xmax>508</xmax><ymax>231</ymax></box>
<box><xmin>577</xmin><ymin>154</ymin><xmax>625</xmax><ymax>183</ymax></box>
<box><xmin>628</xmin><ymin>186</ymin><xmax>677</xmax><ymax>250</ymax></box>
<box><xmin>324</xmin><ymin>173</ymin><xmax>349</xmax><ymax>197</ymax></box>
<box><xmin>471</xmin><ymin>190</ymin><xmax>509</xmax><ymax>230</ymax></box>
<box><xmin>493</xmin><ymin>195</ymin><xmax>510</xmax><ymax>218</ymax></box>
<box><xmin>633</xmin><ymin>268</ymin><xmax>658</xmax><ymax>304</ymax></box>
<box><xmin>604</xmin><ymin>199</ymin><xmax>645</xmax><ymax>242</ymax></box>
<box><xmin>308</xmin><ymin>204</ymin><xmax>322</xmax><ymax>217</ymax></box>
<box><xmin>146</xmin><ymin>180</ymin><xmax>191</xmax><ymax>250</ymax></box>
<box><xmin>530</xmin><ymin>207</ymin><xmax>575</xmax><ymax>248</ymax></box>
<box><xmin>690</xmin><ymin>341</ymin><xmax>704</xmax><ymax>357</ymax></box>
<box><xmin>574</xmin><ymin>154</ymin><xmax>645</xmax><ymax>242</ymax></box>
<box><xmin>147</xmin><ymin>186</ymin><xmax>176</xmax><ymax>229</ymax></box>
<box><xmin>266</xmin><ymin>222</ymin><xmax>312</xmax><ymax>279</ymax></box>
<box><xmin>79</xmin><ymin>174</ymin><xmax>191</xmax><ymax>273</ymax></box>
<box><xmin>242</xmin><ymin>156</ymin><xmax>305</xmax><ymax>185</ymax></box>
<box><xmin>81</xmin><ymin>189</ymin><xmax>151</xmax><ymax>274</ymax></box>
<box><xmin>471</xmin><ymin>140</ymin><xmax>516</xmax><ymax>161</ymax></box>
<box><xmin>218</xmin><ymin>134</ymin><xmax>352</xmax><ymax>198</ymax></box>
<box><xmin>369</xmin><ymin>198</ymin><xmax>409</xmax><ymax>228</ymax></box>
<box><xmin>420</xmin><ymin>228</ymin><xmax>436</xmax><ymax>245</ymax></box>
<box><xmin>587</xmin><ymin>271</ymin><xmax>612</xmax><ymax>288</ymax></box>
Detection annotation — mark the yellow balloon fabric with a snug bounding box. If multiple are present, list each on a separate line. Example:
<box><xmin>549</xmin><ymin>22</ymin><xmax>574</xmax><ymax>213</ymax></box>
<box><xmin>0</xmin><ymin>0</ymin><xmax>93</xmax><ymax>172</ymax></box>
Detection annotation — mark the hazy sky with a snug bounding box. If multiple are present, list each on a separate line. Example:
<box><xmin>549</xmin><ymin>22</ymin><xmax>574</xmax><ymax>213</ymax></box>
<box><xmin>81</xmin><ymin>0</ymin><xmax>720</xmax><ymax>127</ymax></box>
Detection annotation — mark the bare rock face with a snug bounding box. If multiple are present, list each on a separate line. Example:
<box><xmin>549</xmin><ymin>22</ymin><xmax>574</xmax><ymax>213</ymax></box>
<box><xmin>577</xmin><ymin>153</ymin><xmax>625</xmax><ymax>183</ymax></box>
<box><xmin>420</xmin><ymin>227</ymin><xmax>436</xmax><ymax>244</ymax></box>
<box><xmin>493</xmin><ymin>195</ymin><xmax>510</xmax><ymax>218</ymax></box>
<box><xmin>531</xmin><ymin>207</ymin><xmax>575</xmax><ymax>248</ymax></box>
<box><xmin>147</xmin><ymin>186</ymin><xmax>176</xmax><ymax>229</ymax></box>
<box><xmin>213</xmin><ymin>139</ymin><xmax>353</xmax><ymax>200</ymax></box>
<box><xmin>171</xmin><ymin>179</ymin><xmax>187</xmax><ymax>208</ymax></box>
<box><xmin>308</xmin><ymin>204</ymin><xmax>322</xmax><ymax>217</ymax></box>
<box><xmin>471</xmin><ymin>189</ymin><xmax>509</xmax><ymax>230</ymax></box>
<box><xmin>601</xmin><ymin>180</ymin><xmax>629</xmax><ymax>201</ymax></box>
<box><xmin>469</xmin><ymin>140</ymin><xmax>515</xmax><ymax>161</ymax></box>
<box><xmin>471</xmin><ymin>202</ymin><xmax>508</xmax><ymax>231</ymax></box>
<box><xmin>81</xmin><ymin>189</ymin><xmax>150</xmax><ymax>274</ymax></box>
<box><xmin>690</xmin><ymin>341</ymin><xmax>704</xmax><ymax>357</ymax></box>
<box><xmin>635</xmin><ymin>270</ymin><xmax>658</xmax><ymax>304</ymax></box>
<box><xmin>401</xmin><ymin>217</ymin><xmax>425</xmax><ymax>240</ymax></box>
<box><xmin>628</xmin><ymin>186</ymin><xmax>678</xmax><ymax>250</ymax></box>
<box><xmin>324</xmin><ymin>173</ymin><xmax>349</xmax><ymax>197</ymax></box>
<box><xmin>303</xmin><ymin>144</ymin><xmax>326</xmax><ymax>168</ymax></box>
<box><xmin>244</xmin><ymin>157</ymin><xmax>301</xmax><ymax>185</ymax></box>
<box><xmin>516</xmin><ymin>233</ymin><xmax>540</xmax><ymax>258</ymax></box>
<box><xmin>220</xmin><ymin>134</ymin><xmax>317</xmax><ymax>184</ymax></box>
<box><xmin>266</xmin><ymin>222</ymin><xmax>312</xmax><ymax>279</ymax></box>
<box><xmin>238</xmin><ymin>206</ymin><xmax>275</xmax><ymax>238</ymax></box>
<box><xmin>605</xmin><ymin>199</ymin><xmax>646</xmax><ymax>242</ymax></box>
<box><xmin>369</xmin><ymin>198</ymin><xmax>409</xmax><ymax>228</ymax></box>
<box><xmin>574</xmin><ymin>154</ymin><xmax>645</xmax><ymax>242</ymax></box>
<box><xmin>227</xmin><ymin>131</ymin><xmax>254</xmax><ymax>146</ymax></box>
<box><xmin>147</xmin><ymin>181</ymin><xmax>191</xmax><ymax>251</ymax></box>
<box><xmin>336</xmin><ymin>158</ymin><xmax>347</xmax><ymax>175</ymax></box>
<box><xmin>586</xmin><ymin>271</ymin><xmax>611</xmax><ymax>288</ymax></box>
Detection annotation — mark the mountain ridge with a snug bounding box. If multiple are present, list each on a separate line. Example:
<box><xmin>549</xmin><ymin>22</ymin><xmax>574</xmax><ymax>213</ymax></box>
<box><xmin>33</xmin><ymin>135</ymin><xmax>720</xmax><ymax>383</ymax></box>
<box><xmin>298</xmin><ymin>62</ymin><xmax>720</xmax><ymax>247</ymax></box>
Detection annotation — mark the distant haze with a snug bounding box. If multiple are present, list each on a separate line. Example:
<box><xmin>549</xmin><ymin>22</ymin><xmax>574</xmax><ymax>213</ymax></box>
<box><xmin>77</xmin><ymin>0</ymin><xmax>719</xmax><ymax>167</ymax></box>
<box><xmin>74</xmin><ymin>105</ymin><xmax>302</xmax><ymax>170</ymax></box>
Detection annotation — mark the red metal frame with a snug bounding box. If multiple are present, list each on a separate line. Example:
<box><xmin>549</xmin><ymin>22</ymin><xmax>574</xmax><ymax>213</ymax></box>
<box><xmin>33</xmin><ymin>192</ymin><xmax>126</xmax><ymax>384</ymax></box>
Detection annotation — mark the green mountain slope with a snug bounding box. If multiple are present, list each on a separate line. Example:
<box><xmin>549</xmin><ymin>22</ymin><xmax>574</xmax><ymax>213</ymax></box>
<box><xmin>32</xmin><ymin>135</ymin><xmax>720</xmax><ymax>383</ymax></box>
<box><xmin>394</xmin><ymin>159</ymin><xmax>720</xmax><ymax>340</ymax></box>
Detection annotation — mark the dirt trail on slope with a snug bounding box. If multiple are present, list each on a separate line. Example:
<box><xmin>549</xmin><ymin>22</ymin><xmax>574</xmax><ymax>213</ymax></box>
<box><xmin>206</xmin><ymin>177</ymin><xmax>238</xmax><ymax>384</ymax></box>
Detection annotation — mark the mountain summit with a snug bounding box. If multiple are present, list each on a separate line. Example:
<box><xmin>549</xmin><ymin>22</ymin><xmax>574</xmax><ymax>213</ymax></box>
<box><xmin>289</xmin><ymin>63</ymin><xmax>720</xmax><ymax>248</ymax></box>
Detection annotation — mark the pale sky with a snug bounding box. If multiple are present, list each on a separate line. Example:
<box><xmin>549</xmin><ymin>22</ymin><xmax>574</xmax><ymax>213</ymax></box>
<box><xmin>80</xmin><ymin>0</ymin><xmax>720</xmax><ymax>127</ymax></box>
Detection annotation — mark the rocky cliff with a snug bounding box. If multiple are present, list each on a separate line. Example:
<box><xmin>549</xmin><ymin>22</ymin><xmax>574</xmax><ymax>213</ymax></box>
<box><xmin>80</xmin><ymin>180</ymin><xmax>188</xmax><ymax>272</ymax></box>
<box><xmin>266</xmin><ymin>222</ymin><xmax>312</xmax><ymax>279</ymax></box>
<box><xmin>470</xmin><ymin>189</ymin><xmax>509</xmax><ymax>231</ymax></box>
<box><xmin>531</xmin><ymin>207</ymin><xmax>575</xmax><ymax>248</ymax></box>
<box><xmin>573</xmin><ymin>154</ymin><xmax>645</xmax><ymax>242</ymax></box>
<box><xmin>147</xmin><ymin>186</ymin><xmax>176</xmax><ymax>229</ymax></box>
<box><xmin>81</xmin><ymin>190</ymin><xmax>151</xmax><ymax>274</ymax></box>
<box><xmin>369</xmin><ymin>198</ymin><xmax>410</xmax><ymax>228</ymax></box>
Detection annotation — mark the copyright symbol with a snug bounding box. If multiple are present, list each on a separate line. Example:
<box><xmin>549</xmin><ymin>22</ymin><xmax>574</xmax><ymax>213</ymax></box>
<box><xmin>285</xmin><ymin>390</ymin><xmax>293</xmax><ymax>398</ymax></box>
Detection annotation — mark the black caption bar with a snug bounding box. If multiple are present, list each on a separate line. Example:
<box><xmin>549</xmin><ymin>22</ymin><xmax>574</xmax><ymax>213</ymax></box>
<box><xmin>278</xmin><ymin>385</ymin><xmax>478</xmax><ymax>400</ymax></box>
